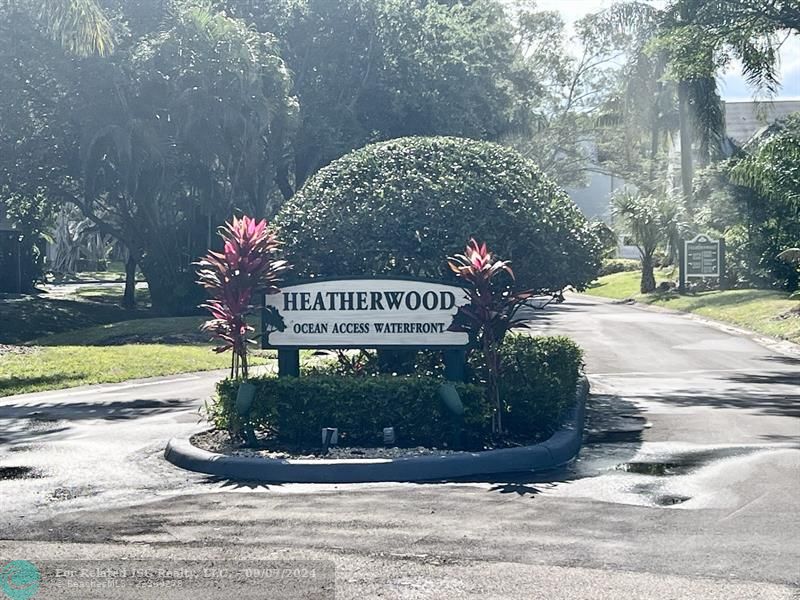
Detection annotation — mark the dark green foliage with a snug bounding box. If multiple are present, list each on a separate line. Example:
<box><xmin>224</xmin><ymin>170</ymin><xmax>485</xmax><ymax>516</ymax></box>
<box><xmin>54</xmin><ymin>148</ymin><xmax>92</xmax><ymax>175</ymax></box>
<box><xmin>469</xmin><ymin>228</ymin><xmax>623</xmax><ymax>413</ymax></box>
<box><xmin>211</xmin><ymin>334</ymin><xmax>583</xmax><ymax>449</ymax></box>
<box><xmin>214</xmin><ymin>375</ymin><xmax>491</xmax><ymax>450</ymax></box>
<box><xmin>495</xmin><ymin>335</ymin><xmax>583</xmax><ymax>439</ymax></box>
<box><xmin>591</xmin><ymin>221</ymin><xmax>620</xmax><ymax>260</ymax></box>
<box><xmin>0</xmin><ymin>233</ymin><xmax>42</xmax><ymax>293</ymax></box>
<box><xmin>0</xmin><ymin>193</ymin><xmax>54</xmax><ymax>292</ymax></box>
<box><xmin>223</xmin><ymin>0</ymin><xmax>527</xmax><ymax>191</ymax></box>
<box><xmin>695</xmin><ymin>115</ymin><xmax>800</xmax><ymax>292</ymax></box>
<box><xmin>276</xmin><ymin>136</ymin><xmax>602</xmax><ymax>293</ymax></box>
<box><xmin>0</xmin><ymin>2</ymin><xmax>295</xmax><ymax>315</ymax></box>
<box><xmin>728</xmin><ymin>114</ymin><xmax>800</xmax><ymax>291</ymax></box>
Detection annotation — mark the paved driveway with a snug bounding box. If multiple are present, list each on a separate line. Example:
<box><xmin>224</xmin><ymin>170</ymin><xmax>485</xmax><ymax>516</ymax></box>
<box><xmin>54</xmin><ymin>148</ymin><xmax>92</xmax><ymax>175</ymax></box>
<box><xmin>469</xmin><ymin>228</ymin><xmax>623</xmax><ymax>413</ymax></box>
<box><xmin>1</xmin><ymin>295</ymin><xmax>798</xmax><ymax>598</ymax></box>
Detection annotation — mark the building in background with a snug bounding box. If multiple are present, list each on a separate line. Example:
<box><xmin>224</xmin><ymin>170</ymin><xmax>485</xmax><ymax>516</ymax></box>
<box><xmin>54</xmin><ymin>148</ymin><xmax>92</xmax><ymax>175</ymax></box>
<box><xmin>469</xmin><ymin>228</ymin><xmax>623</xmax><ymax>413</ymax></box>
<box><xmin>723</xmin><ymin>99</ymin><xmax>800</xmax><ymax>148</ymax></box>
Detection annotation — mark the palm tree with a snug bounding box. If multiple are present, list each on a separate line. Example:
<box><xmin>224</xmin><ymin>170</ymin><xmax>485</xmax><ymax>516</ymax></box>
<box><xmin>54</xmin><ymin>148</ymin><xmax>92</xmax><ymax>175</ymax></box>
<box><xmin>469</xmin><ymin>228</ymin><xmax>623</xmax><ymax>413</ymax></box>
<box><xmin>594</xmin><ymin>0</ymin><xmax>784</xmax><ymax>202</ymax></box>
<box><xmin>77</xmin><ymin>2</ymin><xmax>295</xmax><ymax>313</ymax></box>
<box><xmin>612</xmin><ymin>191</ymin><xmax>686</xmax><ymax>293</ymax></box>
<box><xmin>28</xmin><ymin>0</ymin><xmax>115</xmax><ymax>56</ymax></box>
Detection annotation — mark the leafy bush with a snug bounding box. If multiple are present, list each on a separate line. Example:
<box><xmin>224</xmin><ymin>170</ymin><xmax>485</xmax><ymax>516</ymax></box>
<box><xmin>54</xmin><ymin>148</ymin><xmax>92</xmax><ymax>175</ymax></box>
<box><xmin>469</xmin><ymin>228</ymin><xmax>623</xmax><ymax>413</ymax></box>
<box><xmin>598</xmin><ymin>258</ymin><xmax>640</xmax><ymax>277</ymax></box>
<box><xmin>213</xmin><ymin>375</ymin><xmax>491</xmax><ymax>450</ymax></box>
<box><xmin>495</xmin><ymin>335</ymin><xmax>583</xmax><ymax>438</ymax></box>
<box><xmin>210</xmin><ymin>334</ymin><xmax>583</xmax><ymax>449</ymax></box>
<box><xmin>590</xmin><ymin>221</ymin><xmax>619</xmax><ymax>259</ymax></box>
<box><xmin>275</xmin><ymin>136</ymin><xmax>602</xmax><ymax>292</ymax></box>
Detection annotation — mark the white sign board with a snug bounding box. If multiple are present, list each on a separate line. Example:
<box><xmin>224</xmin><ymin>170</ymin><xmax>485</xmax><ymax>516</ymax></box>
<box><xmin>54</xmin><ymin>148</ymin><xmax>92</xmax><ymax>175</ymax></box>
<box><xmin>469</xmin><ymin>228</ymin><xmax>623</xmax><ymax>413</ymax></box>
<box><xmin>263</xmin><ymin>279</ymin><xmax>470</xmax><ymax>348</ymax></box>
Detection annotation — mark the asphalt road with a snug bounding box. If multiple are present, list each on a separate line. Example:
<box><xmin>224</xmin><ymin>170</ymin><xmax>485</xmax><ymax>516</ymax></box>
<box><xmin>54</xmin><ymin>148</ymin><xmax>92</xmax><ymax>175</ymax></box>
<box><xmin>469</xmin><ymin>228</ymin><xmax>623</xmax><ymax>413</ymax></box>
<box><xmin>1</xmin><ymin>295</ymin><xmax>798</xmax><ymax>599</ymax></box>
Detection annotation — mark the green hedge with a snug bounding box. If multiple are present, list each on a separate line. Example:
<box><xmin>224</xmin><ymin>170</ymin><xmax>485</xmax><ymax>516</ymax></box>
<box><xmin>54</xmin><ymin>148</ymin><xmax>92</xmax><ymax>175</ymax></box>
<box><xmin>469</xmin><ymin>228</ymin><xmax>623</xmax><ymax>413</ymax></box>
<box><xmin>213</xmin><ymin>375</ymin><xmax>491</xmax><ymax>450</ymax></box>
<box><xmin>495</xmin><ymin>335</ymin><xmax>583</xmax><ymax>438</ymax></box>
<box><xmin>210</xmin><ymin>335</ymin><xmax>583</xmax><ymax>450</ymax></box>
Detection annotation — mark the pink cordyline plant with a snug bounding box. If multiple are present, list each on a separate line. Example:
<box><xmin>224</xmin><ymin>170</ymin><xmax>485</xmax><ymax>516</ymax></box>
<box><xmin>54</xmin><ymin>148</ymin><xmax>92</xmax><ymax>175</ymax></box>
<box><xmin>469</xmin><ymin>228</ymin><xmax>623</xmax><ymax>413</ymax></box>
<box><xmin>196</xmin><ymin>216</ymin><xmax>290</xmax><ymax>379</ymax></box>
<box><xmin>448</xmin><ymin>239</ymin><xmax>534</xmax><ymax>435</ymax></box>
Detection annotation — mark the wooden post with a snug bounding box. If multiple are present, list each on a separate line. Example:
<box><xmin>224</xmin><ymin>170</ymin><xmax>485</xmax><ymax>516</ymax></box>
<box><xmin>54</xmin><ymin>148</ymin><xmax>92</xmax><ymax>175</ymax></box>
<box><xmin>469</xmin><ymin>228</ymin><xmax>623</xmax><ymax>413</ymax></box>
<box><xmin>678</xmin><ymin>238</ymin><xmax>686</xmax><ymax>294</ymax></box>
<box><xmin>443</xmin><ymin>349</ymin><xmax>466</xmax><ymax>382</ymax></box>
<box><xmin>278</xmin><ymin>349</ymin><xmax>300</xmax><ymax>377</ymax></box>
<box><xmin>260</xmin><ymin>293</ymin><xmax>268</xmax><ymax>350</ymax></box>
<box><xmin>719</xmin><ymin>238</ymin><xmax>727</xmax><ymax>290</ymax></box>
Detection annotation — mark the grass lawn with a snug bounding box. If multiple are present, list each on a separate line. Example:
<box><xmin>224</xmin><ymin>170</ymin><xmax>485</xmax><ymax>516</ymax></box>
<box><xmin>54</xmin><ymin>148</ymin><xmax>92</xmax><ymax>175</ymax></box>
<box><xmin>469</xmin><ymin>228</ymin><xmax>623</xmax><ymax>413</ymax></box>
<box><xmin>74</xmin><ymin>284</ymin><xmax>151</xmax><ymax>307</ymax></box>
<box><xmin>0</xmin><ymin>315</ymin><xmax>275</xmax><ymax>396</ymax></box>
<box><xmin>0</xmin><ymin>344</ymin><xmax>241</xmax><ymax>397</ymax></box>
<box><xmin>1</xmin><ymin>288</ymin><xmax>275</xmax><ymax>396</ymax></box>
<box><xmin>586</xmin><ymin>271</ymin><xmax>800</xmax><ymax>344</ymax></box>
<box><xmin>583</xmin><ymin>269</ymin><xmax>674</xmax><ymax>299</ymax></box>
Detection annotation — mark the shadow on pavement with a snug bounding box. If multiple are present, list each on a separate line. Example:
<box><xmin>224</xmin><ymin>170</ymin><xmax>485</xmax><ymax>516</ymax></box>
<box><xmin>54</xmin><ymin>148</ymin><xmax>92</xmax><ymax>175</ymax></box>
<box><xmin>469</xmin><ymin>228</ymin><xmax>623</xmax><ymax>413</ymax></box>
<box><xmin>0</xmin><ymin>398</ymin><xmax>198</xmax><ymax>446</ymax></box>
<box><xmin>759</xmin><ymin>355</ymin><xmax>800</xmax><ymax>366</ymax></box>
<box><xmin>0</xmin><ymin>374</ymin><xmax>86</xmax><ymax>397</ymax></box>
<box><xmin>636</xmin><ymin>369</ymin><xmax>800</xmax><ymax>419</ymax></box>
<box><xmin>200</xmin><ymin>475</ymin><xmax>282</xmax><ymax>491</ymax></box>
<box><xmin>0</xmin><ymin>398</ymin><xmax>196</xmax><ymax>422</ymax></box>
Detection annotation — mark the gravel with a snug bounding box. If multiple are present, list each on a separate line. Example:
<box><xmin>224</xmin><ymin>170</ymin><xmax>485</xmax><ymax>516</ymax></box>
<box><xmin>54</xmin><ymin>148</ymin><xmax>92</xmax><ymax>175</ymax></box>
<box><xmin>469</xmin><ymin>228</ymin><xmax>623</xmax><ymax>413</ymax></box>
<box><xmin>192</xmin><ymin>429</ymin><xmax>470</xmax><ymax>460</ymax></box>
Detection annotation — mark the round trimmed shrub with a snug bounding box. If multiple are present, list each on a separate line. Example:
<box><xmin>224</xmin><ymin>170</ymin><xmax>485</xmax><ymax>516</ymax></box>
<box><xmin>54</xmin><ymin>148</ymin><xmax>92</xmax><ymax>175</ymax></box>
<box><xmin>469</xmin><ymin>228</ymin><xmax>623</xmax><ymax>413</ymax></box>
<box><xmin>276</xmin><ymin>136</ymin><xmax>602</xmax><ymax>291</ymax></box>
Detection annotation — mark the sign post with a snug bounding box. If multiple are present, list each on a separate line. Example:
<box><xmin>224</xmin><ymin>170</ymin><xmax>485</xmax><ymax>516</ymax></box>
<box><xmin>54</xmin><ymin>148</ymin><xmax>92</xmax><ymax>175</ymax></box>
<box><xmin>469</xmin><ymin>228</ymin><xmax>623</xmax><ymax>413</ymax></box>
<box><xmin>262</xmin><ymin>278</ymin><xmax>471</xmax><ymax>380</ymax></box>
<box><xmin>680</xmin><ymin>234</ymin><xmax>725</xmax><ymax>293</ymax></box>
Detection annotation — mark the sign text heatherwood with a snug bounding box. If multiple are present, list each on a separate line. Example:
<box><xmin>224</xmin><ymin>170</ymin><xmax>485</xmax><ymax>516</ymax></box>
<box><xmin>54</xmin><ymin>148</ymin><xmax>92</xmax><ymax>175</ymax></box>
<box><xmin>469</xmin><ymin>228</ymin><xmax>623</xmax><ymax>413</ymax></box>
<box><xmin>263</xmin><ymin>279</ymin><xmax>470</xmax><ymax>348</ymax></box>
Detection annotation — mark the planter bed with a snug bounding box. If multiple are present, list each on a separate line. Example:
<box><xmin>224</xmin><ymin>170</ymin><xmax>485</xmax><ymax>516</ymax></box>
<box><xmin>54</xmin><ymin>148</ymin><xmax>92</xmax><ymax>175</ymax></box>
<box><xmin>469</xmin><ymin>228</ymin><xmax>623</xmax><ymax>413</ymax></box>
<box><xmin>164</xmin><ymin>377</ymin><xmax>588</xmax><ymax>483</ymax></box>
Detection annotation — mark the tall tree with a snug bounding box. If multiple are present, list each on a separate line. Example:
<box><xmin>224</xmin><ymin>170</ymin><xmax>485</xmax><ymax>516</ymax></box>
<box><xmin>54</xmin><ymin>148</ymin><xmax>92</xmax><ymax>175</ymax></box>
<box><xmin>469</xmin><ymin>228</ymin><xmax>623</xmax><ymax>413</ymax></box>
<box><xmin>0</xmin><ymin>1</ymin><xmax>297</xmax><ymax>312</ymax></box>
<box><xmin>590</xmin><ymin>0</ymin><xmax>786</xmax><ymax>201</ymax></box>
<box><xmin>225</xmin><ymin>0</ymin><xmax>528</xmax><ymax>194</ymax></box>
<box><xmin>23</xmin><ymin>0</ymin><xmax>115</xmax><ymax>57</ymax></box>
<box><xmin>728</xmin><ymin>114</ymin><xmax>800</xmax><ymax>291</ymax></box>
<box><xmin>612</xmin><ymin>191</ymin><xmax>684</xmax><ymax>293</ymax></box>
<box><xmin>502</xmin><ymin>3</ymin><xmax>623</xmax><ymax>187</ymax></box>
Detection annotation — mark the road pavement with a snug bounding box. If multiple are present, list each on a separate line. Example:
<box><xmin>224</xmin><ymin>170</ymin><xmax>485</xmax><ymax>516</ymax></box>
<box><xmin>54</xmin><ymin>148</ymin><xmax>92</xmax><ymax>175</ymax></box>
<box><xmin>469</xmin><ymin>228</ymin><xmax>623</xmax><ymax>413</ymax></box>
<box><xmin>1</xmin><ymin>295</ymin><xmax>798</xmax><ymax>598</ymax></box>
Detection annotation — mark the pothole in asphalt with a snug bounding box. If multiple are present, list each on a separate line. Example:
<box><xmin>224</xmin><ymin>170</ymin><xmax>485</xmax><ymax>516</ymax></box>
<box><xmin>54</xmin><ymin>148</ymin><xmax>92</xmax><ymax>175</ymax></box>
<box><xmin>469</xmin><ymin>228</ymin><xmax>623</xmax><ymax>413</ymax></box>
<box><xmin>614</xmin><ymin>446</ymin><xmax>771</xmax><ymax>478</ymax></box>
<box><xmin>617</xmin><ymin>462</ymin><xmax>686</xmax><ymax>476</ymax></box>
<box><xmin>25</xmin><ymin>417</ymin><xmax>63</xmax><ymax>431</ymax></box>
<box><xmin>48</xmin><ymin>486</ymin><xmax>98</xmax><ymax>502</ymax></box>
<box><xmin>0</xmin><ymin>466</ymin><xmax>44</xmax><ymax>480</ymax></box>
<box><xmin>654</xmin><ymin>494</ymin><xmax>691</xmax><ymax>506</ymax></box>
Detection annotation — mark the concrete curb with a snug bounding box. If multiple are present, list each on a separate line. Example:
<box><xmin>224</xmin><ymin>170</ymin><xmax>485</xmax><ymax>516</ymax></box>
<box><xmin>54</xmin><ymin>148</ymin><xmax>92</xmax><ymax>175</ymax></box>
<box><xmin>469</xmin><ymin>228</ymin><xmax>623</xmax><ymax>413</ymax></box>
<box><xmin>164</xmin><ymin>377</ymin><xmax>589</xmax><ymax>483</ymax></box>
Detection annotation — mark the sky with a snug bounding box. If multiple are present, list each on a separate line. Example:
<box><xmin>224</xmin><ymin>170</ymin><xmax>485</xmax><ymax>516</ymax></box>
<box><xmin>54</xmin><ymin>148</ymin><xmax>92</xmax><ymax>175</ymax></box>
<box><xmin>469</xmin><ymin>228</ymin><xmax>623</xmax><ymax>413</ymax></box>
<box><xmin>535</xmin><ymin>0</ymin><xmax>800</xmax><ymax>101</ymax></box>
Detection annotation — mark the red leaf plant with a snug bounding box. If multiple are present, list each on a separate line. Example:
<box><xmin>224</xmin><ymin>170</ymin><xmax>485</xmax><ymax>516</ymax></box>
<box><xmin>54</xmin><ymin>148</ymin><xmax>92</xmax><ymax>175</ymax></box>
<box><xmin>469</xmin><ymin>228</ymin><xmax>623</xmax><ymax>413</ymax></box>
<box><xmin>448</xmin><ymin>239</ymin><xmax>534</xmax><ymax>434</ymax></box>
<box><xmin>195</xmin><ymin>216</ymin><xmax>290</xmax><ymax>379</ymax></box>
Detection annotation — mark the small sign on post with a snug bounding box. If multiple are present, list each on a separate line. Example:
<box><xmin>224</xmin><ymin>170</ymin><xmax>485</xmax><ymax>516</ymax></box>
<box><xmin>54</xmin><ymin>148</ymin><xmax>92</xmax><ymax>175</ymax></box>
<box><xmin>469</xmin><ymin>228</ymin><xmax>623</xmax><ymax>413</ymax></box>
<box><xmin>679</xmin><ymin>234</ymin><xmax>725</xmax><ymax>292</ymax></box>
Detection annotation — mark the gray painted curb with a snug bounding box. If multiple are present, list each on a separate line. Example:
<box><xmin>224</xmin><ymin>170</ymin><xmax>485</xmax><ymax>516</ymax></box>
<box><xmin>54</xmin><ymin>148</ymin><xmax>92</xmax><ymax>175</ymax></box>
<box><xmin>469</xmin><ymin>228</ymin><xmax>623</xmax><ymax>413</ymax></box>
<box><xmin>164</xmin><ymin>376</ymin><xmax>589</xmax><ymax>483</ymax></box>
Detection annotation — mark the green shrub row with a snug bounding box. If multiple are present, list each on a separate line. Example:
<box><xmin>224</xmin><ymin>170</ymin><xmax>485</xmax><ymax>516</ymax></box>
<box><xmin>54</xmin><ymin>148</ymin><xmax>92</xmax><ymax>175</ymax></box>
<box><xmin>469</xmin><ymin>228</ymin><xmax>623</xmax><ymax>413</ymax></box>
<box><xmin>213</xmin><ymin>375</ymin><xmax>491</xmax><ymax>449</ymax></box>
<box><xmin>211</xmin><ymin>334</ymin><xmax>583</xmax><ymax>450</ymax></box>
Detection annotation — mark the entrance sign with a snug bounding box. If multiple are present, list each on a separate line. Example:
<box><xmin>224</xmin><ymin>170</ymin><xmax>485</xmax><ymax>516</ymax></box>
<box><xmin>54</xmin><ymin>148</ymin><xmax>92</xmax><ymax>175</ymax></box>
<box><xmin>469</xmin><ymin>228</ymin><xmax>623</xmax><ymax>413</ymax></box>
<box><xmin>679</xmin><ymin>234</ymin><xmax>726</xmax><ymax>292</ymax></box>
<box><xmin>684</xmin><ymin>234</ymin><xmax>720</xmax><ymax>278</ymax></box>
<box><xmin>262</xmin><ymin>278</ymin><xmax>470</xmax><ymax>348</ymax></box>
